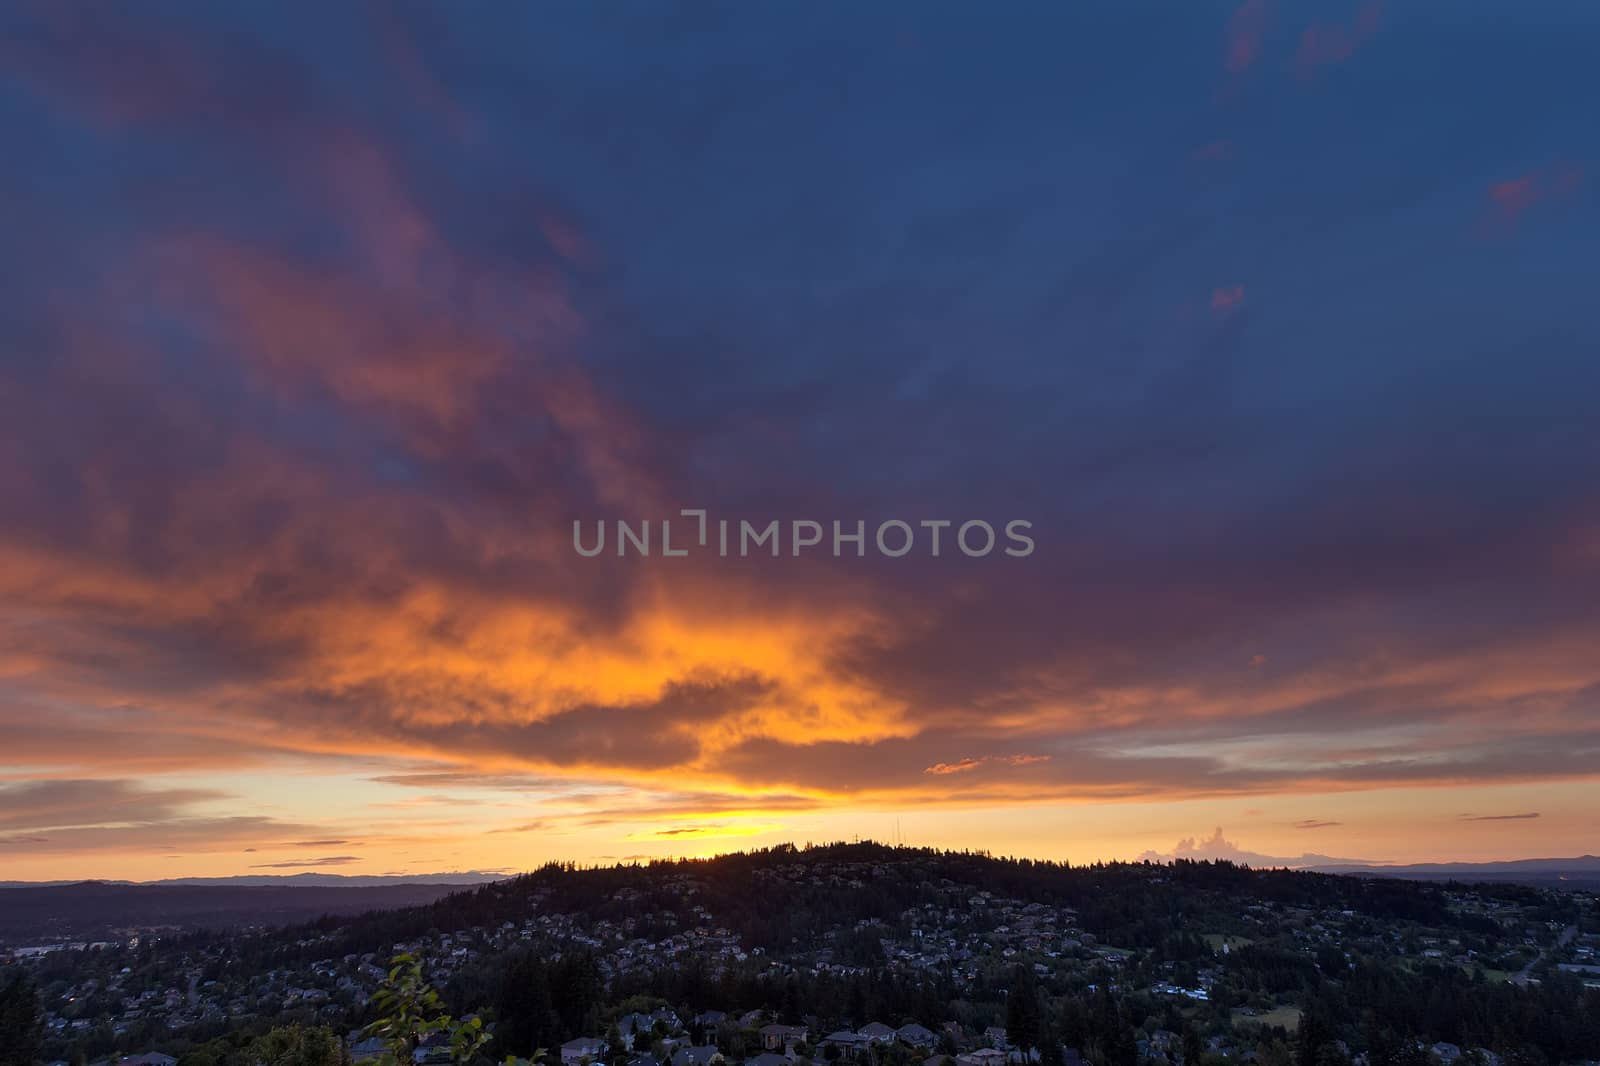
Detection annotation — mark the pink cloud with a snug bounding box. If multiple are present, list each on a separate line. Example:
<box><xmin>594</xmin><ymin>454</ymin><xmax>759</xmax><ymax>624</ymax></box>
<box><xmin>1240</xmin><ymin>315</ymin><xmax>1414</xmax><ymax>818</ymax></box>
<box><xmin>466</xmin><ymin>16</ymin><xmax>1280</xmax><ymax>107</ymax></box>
<box><xmin>537</xmin><ymin>209</ymin><xmax>601</xmax><ymax>268</ymax></box>
<box><xmin>1211</xmin><ymin>285</ymin><xmax>1246</xmax><ymax>312</ymax></box>
<box><xmin>1486</xmin><ymin>163</ymin><xmax>1586</xmax><ymax>229</ymax></box>
<box><xmin>1296</xmin><ymin>0</ymin><xmax>1382</xmax><ymax>77</ymax></box>
<box><xmin>1226</xmin><ymin>0</ymin><xmax>1270</xmax><ymax>74</ymax></box>
<box><xmin>1490</xmin><ymin>174</ymin><xmax>1540</xmax><ymax>221</ymax></box>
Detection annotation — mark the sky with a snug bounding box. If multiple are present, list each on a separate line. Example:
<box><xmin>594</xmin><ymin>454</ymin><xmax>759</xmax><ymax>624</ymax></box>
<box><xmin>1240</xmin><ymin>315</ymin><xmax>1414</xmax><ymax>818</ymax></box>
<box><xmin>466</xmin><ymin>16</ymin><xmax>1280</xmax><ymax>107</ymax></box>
<box><xmin>1</xmin><ymin>1</ymin><xmax>1598</xmax><ymax>882</ymax></box>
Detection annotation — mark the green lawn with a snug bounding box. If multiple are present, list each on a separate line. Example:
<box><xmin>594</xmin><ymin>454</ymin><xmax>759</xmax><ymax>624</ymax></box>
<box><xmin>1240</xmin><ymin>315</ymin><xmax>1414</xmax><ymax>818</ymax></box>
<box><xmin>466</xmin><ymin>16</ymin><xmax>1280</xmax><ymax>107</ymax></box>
<box><xmin>1232</xmin><ymin>1006</ymin><xmax>1302</xmax><ymax>1031</ymax></box>
<box><xmin>1204</xmin><ymin>934</ymin><xmax>1255</xmax><ymax>951</ymax></box>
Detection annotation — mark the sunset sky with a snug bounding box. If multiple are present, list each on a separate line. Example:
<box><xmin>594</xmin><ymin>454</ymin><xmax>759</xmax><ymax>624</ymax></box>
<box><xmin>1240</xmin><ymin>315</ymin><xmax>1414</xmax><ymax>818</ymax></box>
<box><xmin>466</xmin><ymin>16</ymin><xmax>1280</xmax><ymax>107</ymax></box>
<box><xmin>2</xmin><ymin>2</ymin><xmax>1598</xmax><ymax>882</ymax></box>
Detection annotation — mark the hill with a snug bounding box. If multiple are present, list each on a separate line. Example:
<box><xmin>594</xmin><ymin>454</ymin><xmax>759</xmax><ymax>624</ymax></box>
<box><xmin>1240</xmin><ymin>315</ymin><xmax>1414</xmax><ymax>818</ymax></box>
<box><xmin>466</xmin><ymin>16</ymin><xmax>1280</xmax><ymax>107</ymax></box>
<box><xmin>7</xmin><ymin>843</ymin><xmax>1597</xmax><ymax>1066</ymax></box>
<box><xmin>0</xmin><ymin>880</ymin><xmax>484</xmax><ymax>946</ymax></box>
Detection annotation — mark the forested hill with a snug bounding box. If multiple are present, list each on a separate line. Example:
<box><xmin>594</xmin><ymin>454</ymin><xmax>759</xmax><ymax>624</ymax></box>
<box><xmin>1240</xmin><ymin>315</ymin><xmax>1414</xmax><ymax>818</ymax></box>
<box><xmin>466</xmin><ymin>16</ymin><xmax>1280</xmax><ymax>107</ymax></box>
<box><xmin>255</xmin><ymin>842</ymin><xmax>1561</xmax><ymax>964</ymax></box>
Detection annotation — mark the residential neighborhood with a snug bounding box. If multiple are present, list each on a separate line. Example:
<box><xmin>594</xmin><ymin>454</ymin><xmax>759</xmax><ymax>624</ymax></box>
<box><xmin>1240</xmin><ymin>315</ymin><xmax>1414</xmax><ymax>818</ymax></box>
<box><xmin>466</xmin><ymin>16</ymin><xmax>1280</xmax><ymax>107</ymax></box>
<box><xmin>3</xmin><ymin>847</ymin><xmax>1597</xmax><ymax>1066</ymax></box>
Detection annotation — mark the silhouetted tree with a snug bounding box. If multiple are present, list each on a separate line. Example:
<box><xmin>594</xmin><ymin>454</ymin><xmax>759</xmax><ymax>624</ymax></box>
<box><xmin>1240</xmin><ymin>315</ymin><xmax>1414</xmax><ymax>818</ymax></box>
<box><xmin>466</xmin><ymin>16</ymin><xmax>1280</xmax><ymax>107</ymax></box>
<box><xmin>0</xmin><ymin>976</ymin><xmax>41</xmax><ymax>1066</ymax></box>
<box><xmin>1004</xmin><ymin>967</ymin><xmax>1041</xmax><ymax>1058</ymax></box>
<box><xmin>495</xmin><ymin>952</ymin><xmax>558</xmax><ymax>1058</ymax></box>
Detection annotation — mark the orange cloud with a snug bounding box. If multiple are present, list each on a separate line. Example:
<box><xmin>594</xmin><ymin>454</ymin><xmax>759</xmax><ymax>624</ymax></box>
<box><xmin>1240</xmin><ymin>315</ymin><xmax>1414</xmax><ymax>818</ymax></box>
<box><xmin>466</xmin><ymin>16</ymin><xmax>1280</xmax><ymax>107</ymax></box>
<box><xmin>924</xmin><ymin>754</ymin><xmax>1052</xmax><ymax>775</ymax></box>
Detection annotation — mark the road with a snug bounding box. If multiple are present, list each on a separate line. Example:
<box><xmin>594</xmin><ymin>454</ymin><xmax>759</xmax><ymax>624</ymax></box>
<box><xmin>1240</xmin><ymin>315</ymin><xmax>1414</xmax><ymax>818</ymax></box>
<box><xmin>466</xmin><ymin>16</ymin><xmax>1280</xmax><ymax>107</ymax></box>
<box><xmin>1512</xmin><ymin>923</ymin><xmax>1577</xmax><ymax>986</ymax></box>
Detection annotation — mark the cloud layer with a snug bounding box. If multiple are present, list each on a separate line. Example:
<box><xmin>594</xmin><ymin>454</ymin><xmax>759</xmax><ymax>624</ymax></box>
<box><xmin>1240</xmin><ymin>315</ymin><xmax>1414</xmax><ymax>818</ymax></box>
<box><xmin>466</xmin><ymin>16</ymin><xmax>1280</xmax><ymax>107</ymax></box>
<box><xmin>1</xmin><ymin>2</ymin><xmax>1599</xmax><ymax>872</ymax></box>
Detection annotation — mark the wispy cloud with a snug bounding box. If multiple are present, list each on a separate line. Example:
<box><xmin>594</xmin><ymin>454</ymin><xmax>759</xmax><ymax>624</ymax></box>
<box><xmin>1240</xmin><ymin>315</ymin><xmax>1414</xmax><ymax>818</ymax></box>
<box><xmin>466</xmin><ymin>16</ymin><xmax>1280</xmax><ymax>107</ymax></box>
<box><xmin>1296</xmin><ymin>0</ymin><xmax>1382</xmax><ymax>76</ymax></box>
<box><xmin>250</xmin><ymin>855</ymin><xmax>362</xmax><ymax>868</ymax></box>
<box><xmin>925</xmin><ymin>754</ymin><xmax>1052</xmax><ymax>775</ymax></box>
<box><xmin>626</xmin><ymin>823</ymin><xmax>780</xmax><ymax>841</ymax></box>
<box><xmin>1485</xmin><ymin>164</ymin><xmax>1584</xmax><ymax>229</ymax></box>
<box><xmin>1211</xmin><ymin>285</ymin><xmax>1246</xmax><ymax>312</ymax></box>
<box><xmin>1225</xmin><ymin>0</ymin><xmax>1271</xmax><ymax>74</ymax></box>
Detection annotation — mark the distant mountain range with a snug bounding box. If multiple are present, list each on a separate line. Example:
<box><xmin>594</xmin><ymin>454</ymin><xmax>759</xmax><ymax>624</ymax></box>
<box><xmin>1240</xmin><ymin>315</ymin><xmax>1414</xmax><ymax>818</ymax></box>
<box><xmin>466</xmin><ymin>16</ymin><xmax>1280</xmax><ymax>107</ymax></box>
<box><xmin>1308</xmin><ymin>855</ymin><xmax>1600</xmax><ymax>886</ymax></box>
<box><xmin>0</xmin><ymin>877</ymin><xmax>498</xmax><ymax>947</ymax></box>
<box><xmin>1134</xmin><ymin>829</ymin><xmax>1598</xmax><ymax>886</ymax></box>
<box><xmin>0</xmin><ymin>871</ymin><xmax>507</xmax><ymax>889</ymax></box>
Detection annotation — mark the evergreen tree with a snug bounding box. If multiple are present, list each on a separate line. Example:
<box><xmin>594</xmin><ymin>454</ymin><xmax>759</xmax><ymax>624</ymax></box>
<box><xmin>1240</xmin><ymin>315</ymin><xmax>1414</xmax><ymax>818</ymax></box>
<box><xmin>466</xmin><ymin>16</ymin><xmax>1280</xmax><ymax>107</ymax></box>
<box><xmin>0</xmin><ymin>976</ymin><xmax>42</xmax><ymax>1066</ymax></box>
<box><xmin>1003</xmin><ymin>967</ymin><xmax>1041</xmax><ymax>1058</ymax></box>
<box><xmin>551</xmin><ymin>952</ymin><xmax>603</xmax><ymax>1040</ymax></box>
<box><xmin>1107</xmin><ymin>1020</ymin><xmax>1138</xmax><ymax>1066</ymax></box>
<box><xmin>1294</xmin><ymin>1012</ymin><xmax>1333</xmax><ymax>1066</ymax></box>
<box><xmin>495</xmin><ymin>952</ymin><xmax>559</xmax><ymax>1058</ymax></box>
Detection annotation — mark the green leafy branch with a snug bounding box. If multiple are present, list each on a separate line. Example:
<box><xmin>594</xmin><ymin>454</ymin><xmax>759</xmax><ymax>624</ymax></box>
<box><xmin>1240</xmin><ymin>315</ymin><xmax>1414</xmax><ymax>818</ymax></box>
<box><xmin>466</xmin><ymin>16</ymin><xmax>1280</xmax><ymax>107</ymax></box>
<box><xmin>365</xmin><ymin>954</ymin><xmax>546</xmax><ymax>1066</ymax></box>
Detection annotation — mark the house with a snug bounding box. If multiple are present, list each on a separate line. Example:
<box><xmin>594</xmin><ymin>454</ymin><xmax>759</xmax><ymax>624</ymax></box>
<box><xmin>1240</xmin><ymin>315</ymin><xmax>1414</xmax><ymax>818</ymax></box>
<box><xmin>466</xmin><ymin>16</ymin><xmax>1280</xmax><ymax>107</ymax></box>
<box><xmin>957</xmin><ymin>1052</ymin><xmax>1006</xmax><ymax>1066</ymax></box>
<box><xmin>896</xmin><ymin>1025</ymin><xmax>936</xmax><ymax>1049</ymax></box>
<box><xmin>414</xmin><ymin>1033</ymin><xmax>453</xmax><ymax>1065</ymax></box>
<box><xmin>349</xmin><ymin>1038</ymin><xmax>388</xmax><ymax>1063</ymax></box>
<box><xmin>563</xmin><ymin>1037</ymin><xmax>607</xmax><ymax>1065</ymax></box>
<box><xmin>984</xmin><ymin>1029</ymin><xmax>1008</xmax><ymax>1049</ymax></box>
<box><xmin>859</xmin><ymin>1023</ymin><xmax>896</xmax><ymax>1045</ymax></box>
<box><xmin>760</xmin><ymin>1025</ymin><xmax>808</xmax><ymax>1051</ymax></box>
<box><xmin>670</xmin><ymin>1045</ymin><xmax>720</xmax><ymax>1066</ymax></box>
<box><xmin>694</xmin><ymin>1012</ymin><xmax>727</xmax><ymax>1041</ymax></box>
<box><xmin>620</xmin><ymin>1014</ymin><xmax>662</xmax><ymax>1050</ymax></box>
<box><xmin>823</xmin><ymin>1032</ymin><xmax>871</xmax><ymax>1061</ymax></box>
